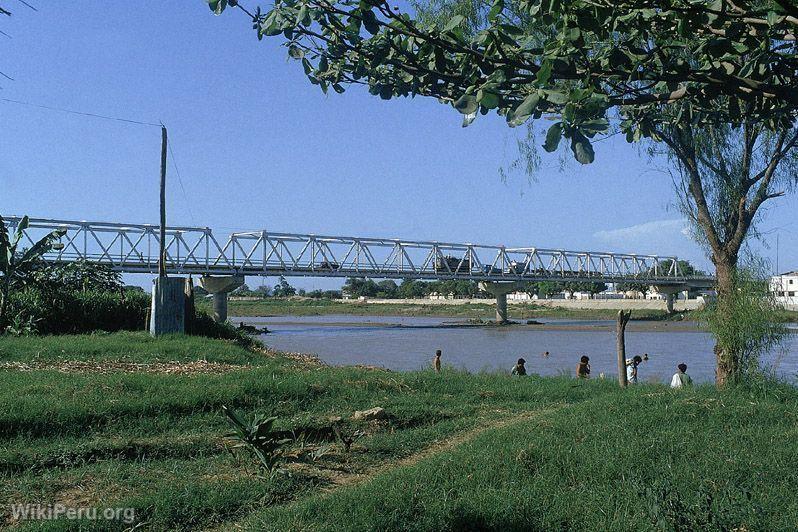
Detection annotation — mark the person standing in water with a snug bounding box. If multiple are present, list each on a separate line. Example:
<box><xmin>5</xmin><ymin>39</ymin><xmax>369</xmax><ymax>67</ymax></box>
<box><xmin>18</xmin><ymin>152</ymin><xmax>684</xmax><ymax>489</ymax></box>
<box><xmin>511</xmin><ymin>358</ymin><xmax>527</xmax><ymax>376</ymax></box>
<box><xmin>670</xmin><ymin>363</ymin><xmax>693</xmax><ymax>388</ymax></box>
<box><xmin>576</xmin><ymin>355</ymin><xmax>591</xmax><ymax>378</ymax></box>
<box><xmin>626</xmin><ymin>355</ymin><xmax>643</xmax><ymax>384</ymax></box>
<box><xmin>433</xmin><ymin>350</ymin><xmax>442</xmax><ymax>373</ymax></box>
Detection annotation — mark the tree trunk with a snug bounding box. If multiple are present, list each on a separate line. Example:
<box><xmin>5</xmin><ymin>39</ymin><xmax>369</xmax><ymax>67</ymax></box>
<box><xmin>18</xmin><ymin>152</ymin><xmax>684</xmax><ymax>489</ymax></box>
<box><xmin>617</xmin><ymin>310</ymin><xmax>630</xmax><ymax>388</ymax></box>
<box><xmin>713</xmin><ymin>256</ymin><xmax>738</xmax><ymax>386</ymax></box>
<box><xmin>0</xmin><ymin>279</ymin><xmax>9</xmax><ymax>329</ymax></box>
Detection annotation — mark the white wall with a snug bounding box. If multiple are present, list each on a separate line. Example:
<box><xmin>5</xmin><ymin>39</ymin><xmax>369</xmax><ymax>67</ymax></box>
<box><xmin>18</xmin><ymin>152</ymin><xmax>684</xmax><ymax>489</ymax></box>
<box><xmin>771</xmin><ymin>274</ymin><xmax>798</xmax><ymax>308</ymax></box>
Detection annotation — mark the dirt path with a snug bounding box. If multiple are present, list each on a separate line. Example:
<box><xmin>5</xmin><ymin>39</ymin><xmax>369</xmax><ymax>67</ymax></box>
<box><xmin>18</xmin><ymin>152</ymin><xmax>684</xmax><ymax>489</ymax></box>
<box><xmin>324</xmin><ymin>404</ymin><xmax>566</xmax><ymax>491</ymax></box>
<box><xmin>215</xmin><ymin>405</ymin><xmax>566</xmax><ymax>531</ymax></box>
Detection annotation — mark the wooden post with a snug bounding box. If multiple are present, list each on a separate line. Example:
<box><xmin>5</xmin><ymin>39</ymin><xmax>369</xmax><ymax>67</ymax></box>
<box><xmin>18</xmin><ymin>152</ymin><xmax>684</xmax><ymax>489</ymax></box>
<box><xmin>617</xmin><ymin>310</ymin><xmax>631</xmax><ymax>388</ymax></box>
<box><xmin>158</xmin><ymin>125</ymin><xmax>168</xmax><ymax>278</ymax></box>
<box><xmin>184</xmin><ymin>277</ymin><xmax>195</xmax><ymax>332</ymax></box>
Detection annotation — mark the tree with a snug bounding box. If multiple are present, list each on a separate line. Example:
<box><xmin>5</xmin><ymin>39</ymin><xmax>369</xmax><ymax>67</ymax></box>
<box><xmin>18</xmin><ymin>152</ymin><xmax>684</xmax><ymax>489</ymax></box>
<box><xmin>273</xmin><ymin>276</ymin><xmax>297</xmax><ymax>297</ymax></box>
<box><xmin>26</xmin><ymin>261</ymin><xmax>122</xmax><ymax>294</ymax></box>
<box><xmin>343</xmin><ymin>277</ymin><xmax>379</xmax><ymax>297</ymax></box>
<box><xmin>0</xmin><ymin>216</ymin><xmax>65</xmax><ymax>328</ymax></box>
<box><xmin>212</xmin><ymin>0</ymin><xmax>798</xmax><ymax>384</ymax></box>
<box><xmin>253</xmin><ymin>284</ymin><xmax>273</xmax><ymax>297</ymax></box>
<box><xmin>701</xmin><ymin>258</ymin><xmax>786</xmax><ymax>379</ymax></box>
<box><xmin>653</xmin><ymin>120</ymin><xmax>798</xmax><ymax>383</ymax></box>
<box><xmin>376</xmin><ymin>279</ymin><xmax>399</xmax><ymax>297</ymax></box>
<box><xmin>397</xmin><ymin>278</ymin><xmax>428</xmax><ymax>298</ymax></box>
<box><xmin>211</xmin><ymin>0</ymin><xmax>798</xmax><ymax>159</ymax></box>
<box><xmin>565</xmin><ymin>281</ymin><xmax>607</xmax><ymax>295</ymax></box>
<box><xmin>233</xmin><ymin>283</ymin><xmax>252</xmax><ymax>295</ymax></box>
<box><xmin>535</xmin><ymin>281</ymin><xmax>562</xmax><ymax>298</ymax></box>
<box><xmin>648</xmin><ymin>259</ymin><xmax>704</xmax><ymax>277</ymax></box>
<box><xmin>616</xmin><ymin>281</ymin><xmax>647</xmax><ymax>295</ymax></box>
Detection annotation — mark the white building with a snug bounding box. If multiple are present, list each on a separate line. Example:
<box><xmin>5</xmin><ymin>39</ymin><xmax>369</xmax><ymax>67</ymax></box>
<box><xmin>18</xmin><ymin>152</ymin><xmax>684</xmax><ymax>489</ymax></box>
<box><xmin>770</xmin><ymin>271</ymin><xmax>798</xmax><ymax>309</ymax></box>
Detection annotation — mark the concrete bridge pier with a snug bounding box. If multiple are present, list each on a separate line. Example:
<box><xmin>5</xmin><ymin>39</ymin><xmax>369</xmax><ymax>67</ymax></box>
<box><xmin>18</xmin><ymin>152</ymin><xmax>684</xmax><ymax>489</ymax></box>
<box><xmin>479</xmin><ymin>281</ymin><xmax>522</xmax><ymax>324</ymax></box>
<box><xmin>653</xmin><ymin>285</ymin><xmax>686</xmax><ymax>314</ymax></box>
<box><xmin>199</xmin><ymin>275</ymin><xmax>244</xmax><ymax>323</ymax></box>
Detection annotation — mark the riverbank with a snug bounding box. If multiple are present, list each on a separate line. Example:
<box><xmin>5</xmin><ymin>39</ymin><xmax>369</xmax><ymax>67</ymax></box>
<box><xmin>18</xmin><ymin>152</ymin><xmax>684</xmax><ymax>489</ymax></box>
<box><xmin>203</xmin><ymin>298</ymin><xmax>684</xmax><ymax>321</ymax></box>
<box><xmin>2</xmin><ymin>333</ymin><xmax>797</xmax><ymax>529</ymax></box>
<box><xmin>201</xmin><ymin>297</ymin><xmax>798</xmax><ymax>322</ymax></box>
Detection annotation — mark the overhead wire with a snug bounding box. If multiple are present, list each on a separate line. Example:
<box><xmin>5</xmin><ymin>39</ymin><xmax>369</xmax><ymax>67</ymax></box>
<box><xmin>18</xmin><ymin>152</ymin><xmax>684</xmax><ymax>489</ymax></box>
<box><xmin>167</xmin><ymin>138</ymin><xmax>197</xmax><ymax>226</ymax></box>
<box><xmin>2</xmin><ymin>97</ymin><xmax>198</xmax><ymax>226</ymax></box>
<box><xmin>0</xmin><ymin>97</ymin><xmax>162</xmax><ymax>127</ymax></box>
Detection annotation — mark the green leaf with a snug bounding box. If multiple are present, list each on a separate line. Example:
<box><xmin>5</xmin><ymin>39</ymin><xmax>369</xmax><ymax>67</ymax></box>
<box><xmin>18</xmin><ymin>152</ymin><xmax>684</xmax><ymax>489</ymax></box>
<box><xmin>18</xmin><ymin>229</ymin><xmax>65</xmax><ymax>267</ymax></box>
<box><xmin>570</xmin><ymin>131</ymin><xmax>595</xmax><ymax>164</ymax></box>
<box><xmin>579</xmin><ymin>118</ymin><xmax>609</xmax><ymax>137</ymax></box>
<box><xmin>536</xmin><ymin>61</ymin><xmax>552</xmax><ymax>86</ymax></box>
<box><xmin>477</xmin><ymin>89</ymin><xmax>499</xmax><ymax>109</ymax></box>
<box><xmin>362</xmin><ymin>10</ymin><xmax>380</xmax><ymax>35</ymax></box>
<box><xmin>453</xmin><ymin>94</ymin><xmax>478</xmax><ymax>114</ymax></box>
<box><xmin>288</xmin><ymin>45</ymin><xmax>304</xmax><ymax>59</ymax></box>
<box><xmin>488</xmin><ymin>0</ymin><xmax>504</xmax><ymax>22</ymax></box>
<box><xmin>608</xmin><ymin>48</ymin><xmax>629</xmax><ymax>69</ymax></box>
<box><xmin>543</xmin><ymin>122</ymin><xmax>562</xmax><ymax>152</ymax></box>
<box><xmin>208</xmin><ymin>0</ymin><xmax>227</xmax><ymax>15</ymax></box>
<box><xmin>507</xmin><ymin>93</ymin><xmax>540</xmax><ymax>127</ymax></box>
<box><xmin>12</xmin><ymin>215</ymin><xmax>29</xmax><ymax>248</ymax></box>
<box><xmin>541</xmin><ymin>89</ymin><xmax>567</xmax><ymax>105</ymax></box>
<box><xmin>443</xmin><ymin>15</ymin><xmax>465</xmax><ymax>32</ymax></box>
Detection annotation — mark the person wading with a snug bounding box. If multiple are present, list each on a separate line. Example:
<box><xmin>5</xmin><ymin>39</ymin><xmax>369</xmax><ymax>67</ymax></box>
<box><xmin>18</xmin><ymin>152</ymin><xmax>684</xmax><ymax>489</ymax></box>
<box><xmin>626</xmin><ymin>355</ymin><xmax>643</xmax><ymax>384</ymax></box>
<box><xmin>670</xmin><ymin>363</ymin><xmax>693</xmax><ymax>388</ymax></box>
<box><xmin>576</xmin><ymin>355</ymin><xmax>591</xmax><ymax>379</ymax></box>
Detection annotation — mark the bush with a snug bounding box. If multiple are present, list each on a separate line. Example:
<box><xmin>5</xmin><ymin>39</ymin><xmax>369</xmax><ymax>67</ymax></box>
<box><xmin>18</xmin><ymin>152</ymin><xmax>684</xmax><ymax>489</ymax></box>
<box><xmin>9</xmin><ymin>286</ymin><xmax>255</xmax><ymax>344</ymax></box>
<box><xmin>187</xmin><ymin>312</ymin><xmax>256</xmax><ymax>348</ymax></box>
<box><xmin>9</xmin><ymin>287</ymin><xmax>149</xmax><ymax>335</ymax></box>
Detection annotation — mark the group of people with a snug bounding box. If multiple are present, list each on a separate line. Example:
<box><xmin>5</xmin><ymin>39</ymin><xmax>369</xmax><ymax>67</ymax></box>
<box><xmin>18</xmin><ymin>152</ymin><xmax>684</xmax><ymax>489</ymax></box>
<box><xmin>433</xmin><ymin>349</ymin><xmax>693</xmax><ymax>387</ymax></box>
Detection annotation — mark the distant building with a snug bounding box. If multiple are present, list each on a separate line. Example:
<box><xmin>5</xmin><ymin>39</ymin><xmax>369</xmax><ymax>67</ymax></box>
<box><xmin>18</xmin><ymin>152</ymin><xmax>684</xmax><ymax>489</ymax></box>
<box><xmin>508</xmin><ymin>291</ymin><xmax>534</xmax><ymax>301</ymax></box>
<box><xmin>770</xmin><ymin>271</ymin><xmax>798</xmax><ymax>308</ymax></box>
<box><xmin>428</xmin><ymin>292</ymin><xmax>455</xmax><ymax>300</ymax></box>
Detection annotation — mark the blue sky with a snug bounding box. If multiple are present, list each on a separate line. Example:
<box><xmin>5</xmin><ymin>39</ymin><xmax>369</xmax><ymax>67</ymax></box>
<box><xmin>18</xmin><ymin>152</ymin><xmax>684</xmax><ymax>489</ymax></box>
<box><xmin>1</xmin><ymin>2</ymin><xmax>796</xmax><ymax>289</ymax></box>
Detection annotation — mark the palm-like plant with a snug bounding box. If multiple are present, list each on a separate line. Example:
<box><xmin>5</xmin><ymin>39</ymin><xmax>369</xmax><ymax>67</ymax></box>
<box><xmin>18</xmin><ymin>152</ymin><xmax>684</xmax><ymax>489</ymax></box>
<box><xmin>222</xmin><ymin>405</ymin><xmax>292</xmax><ymax>478</ymax></box>
<box><xmin>0</xmin><ymin>215</ymin><xmax>65</xmax><ymax>328</ymax></box>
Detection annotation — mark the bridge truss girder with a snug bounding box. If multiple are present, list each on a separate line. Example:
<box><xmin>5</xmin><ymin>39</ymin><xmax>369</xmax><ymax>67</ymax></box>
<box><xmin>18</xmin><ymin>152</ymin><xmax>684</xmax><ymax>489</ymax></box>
<box><xmin>6</xmin><ymin>217</ymin><xmax>711</xmax><ymax>286</ymax></box>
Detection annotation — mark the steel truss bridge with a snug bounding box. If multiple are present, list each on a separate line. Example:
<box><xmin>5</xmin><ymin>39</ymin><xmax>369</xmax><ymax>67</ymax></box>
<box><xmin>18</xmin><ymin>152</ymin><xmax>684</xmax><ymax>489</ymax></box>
<box><xmin>7</xmin><ymin>217</ymin><xmax>714</xmax><ymax>286</ymax></box>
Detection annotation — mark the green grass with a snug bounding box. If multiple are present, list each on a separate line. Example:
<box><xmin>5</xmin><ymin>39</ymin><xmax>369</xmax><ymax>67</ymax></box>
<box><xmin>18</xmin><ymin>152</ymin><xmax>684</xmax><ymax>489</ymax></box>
<box><xmin>247</xmin><ymin>383</ymin><xmax>798</xmax><ymax>531</ymax></box>
<box><xmin>2</xmin><ymin>333</ymin><xmax>797</xmax><ymax>530</ymax></box>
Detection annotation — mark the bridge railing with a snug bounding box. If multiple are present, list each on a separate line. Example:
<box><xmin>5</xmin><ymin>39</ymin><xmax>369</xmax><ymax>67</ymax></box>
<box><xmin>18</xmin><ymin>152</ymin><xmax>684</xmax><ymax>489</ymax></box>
<box><xmin>5</xmin><ymin>217</ymin><xmax>698</xmax><ymax>284</ymax></box>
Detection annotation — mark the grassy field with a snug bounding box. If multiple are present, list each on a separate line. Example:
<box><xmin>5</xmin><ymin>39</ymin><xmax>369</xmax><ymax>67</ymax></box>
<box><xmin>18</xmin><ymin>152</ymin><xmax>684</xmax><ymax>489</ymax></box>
<box><xmin>200</xmin><ymin>298</ymin><xmax>689</xmax><ymax>321</ymax></box>
<box><xmin>2</xmin><ymin>333</ymin><xmax>797</xmax><ymax>530</ymax></box>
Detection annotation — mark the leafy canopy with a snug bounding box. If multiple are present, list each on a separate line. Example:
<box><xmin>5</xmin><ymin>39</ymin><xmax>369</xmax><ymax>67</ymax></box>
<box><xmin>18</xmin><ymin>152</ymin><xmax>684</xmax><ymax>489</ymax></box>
<box><xmin>210</xmin><ymin>0</ymin><xmax>798</xmax><ymax>163</ymax></box>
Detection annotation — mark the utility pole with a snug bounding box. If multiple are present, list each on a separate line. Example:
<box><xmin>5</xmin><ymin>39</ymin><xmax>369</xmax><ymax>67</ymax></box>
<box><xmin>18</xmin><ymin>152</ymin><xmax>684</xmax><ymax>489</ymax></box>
<box><xmin>159</xmin><ymin>125</ymin><xmax>168</xmax><ymax>278</ymax></box>
<box><xmin>149</xmin><ymin>124</ymin><xmax>185</xmax><ymax>335</ymax></box>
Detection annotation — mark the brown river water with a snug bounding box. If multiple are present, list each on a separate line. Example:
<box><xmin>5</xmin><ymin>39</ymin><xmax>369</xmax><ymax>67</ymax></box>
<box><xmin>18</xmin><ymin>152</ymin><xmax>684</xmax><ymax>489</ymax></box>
<box><xmin>237</xmin><ymin>315</ymin><xmax>798</xmax><ymax>384</ymax></box>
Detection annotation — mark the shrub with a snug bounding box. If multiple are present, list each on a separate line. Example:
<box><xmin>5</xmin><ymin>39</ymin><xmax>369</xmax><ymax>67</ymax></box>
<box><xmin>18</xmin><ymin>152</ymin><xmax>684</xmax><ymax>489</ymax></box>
<box><xmin>8</xmin><ymin>273</ymin><xmax>255</xmax><ymax>345</ymax></box>
<box><xmin>8</xmin><ymin>287</ymin><xmax>149</xmax><ymax>335</ymax></box>
<box><xmin>188</xmin><ymin>312</ymin><xmax>256</xmax><ymax>348</ymax></box>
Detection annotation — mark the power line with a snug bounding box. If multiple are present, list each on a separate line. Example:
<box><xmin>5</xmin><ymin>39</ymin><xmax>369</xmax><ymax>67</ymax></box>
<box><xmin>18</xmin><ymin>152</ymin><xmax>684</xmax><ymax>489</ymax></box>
<box><xmin>167</xmin><ymin>138</ymin><xmax>197</xmax><ymax>226</ymax></box>
<box><xmin>0</xmin><ymin>97</ymin><xmax>161</xmax><ymax>127</ymax></box>
<box><xmin>17</xmin><ymin>0</ymin><xmax>38</xmax><ymax>11</ymax></box>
